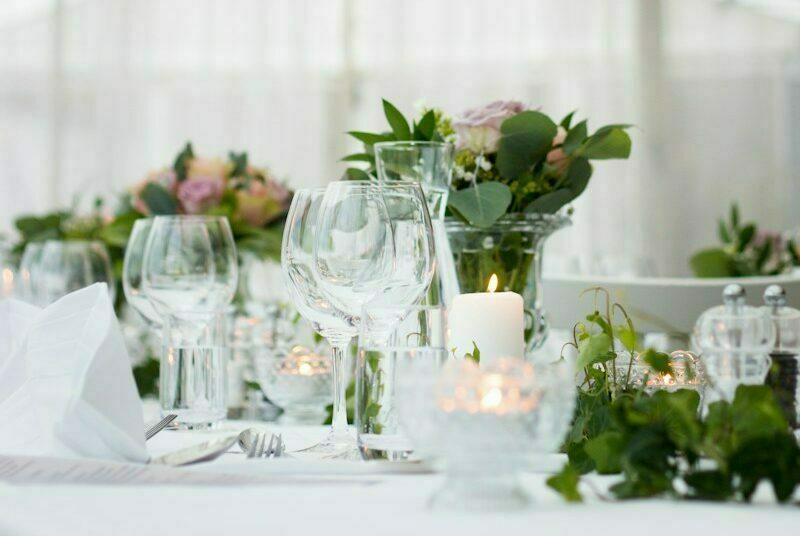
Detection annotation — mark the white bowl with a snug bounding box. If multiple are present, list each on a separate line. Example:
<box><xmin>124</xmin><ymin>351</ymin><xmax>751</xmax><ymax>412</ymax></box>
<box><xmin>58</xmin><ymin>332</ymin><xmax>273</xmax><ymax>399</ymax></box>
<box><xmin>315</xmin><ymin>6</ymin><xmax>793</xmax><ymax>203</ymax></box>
<box><xmin>542</xmin><ymin>274</ymin><xmax>800</xmax><ymax>334</ymax></box>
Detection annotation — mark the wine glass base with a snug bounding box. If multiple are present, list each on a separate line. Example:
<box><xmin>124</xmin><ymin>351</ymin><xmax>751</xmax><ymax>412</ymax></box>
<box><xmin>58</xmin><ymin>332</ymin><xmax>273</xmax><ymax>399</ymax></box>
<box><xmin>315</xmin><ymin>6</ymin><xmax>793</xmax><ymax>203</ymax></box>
<box><xmin>292</xmin><ymin>428</ymin><xmax>362</xmax><ymax>460</ymax></box>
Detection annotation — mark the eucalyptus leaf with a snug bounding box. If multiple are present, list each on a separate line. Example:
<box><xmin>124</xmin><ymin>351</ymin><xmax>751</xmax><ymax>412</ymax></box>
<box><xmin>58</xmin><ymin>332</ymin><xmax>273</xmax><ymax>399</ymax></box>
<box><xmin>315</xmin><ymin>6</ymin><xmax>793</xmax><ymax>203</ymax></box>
<box><xmin>737</xmin><ymin>224</ymin><xmax>756</xmax><ymax>253</ymax></box>
<box><xmin>524</xmin><ymin>189</ymin><xmax>573</xmax><ymax>214</ymax></box>
<box><xmin>447</xmin><ymin>183</ymin><xmax>512</xmax><ymax>228</ymax></box>
<box><xmin>578</xmin><ymin>128</ymin><xmax>631</xmax><ymax>160</ymax></box>
<box><xmin>496</xmin><ymin>111</ymin><xmax>558</xmax><ymax>180</ymax></box>
<box><xmin>382</xmin><ymin>99</ymin><xmax>411</xmax><ymax>141</ymax></box>
<box><xmin>717</xmin><ymin>220</ymin><xmax>731</xmax><ymax>244</ymax></box>
<box><xmin>563</xmin><ymin>157</ymin><xmax>592</xmax><ymax>200</ymax></box>
<box><xmin>560</xmin><ymin>110</ymin><xmax>576</xmax><ymax>130</ymax></box>
<box><xmin>340</xmin><ymin>153</ymin><xmax>374</xmax><ymax>163</ymax></box>
<box><xmin>343</xmin><ymin>167</ymin><xmax>373</xmax><ymax>181</ymax></box>
<box><xmin>140</xmin><ymin>183</ymin><xmax>178</xmax><ymax>215</ymax></box>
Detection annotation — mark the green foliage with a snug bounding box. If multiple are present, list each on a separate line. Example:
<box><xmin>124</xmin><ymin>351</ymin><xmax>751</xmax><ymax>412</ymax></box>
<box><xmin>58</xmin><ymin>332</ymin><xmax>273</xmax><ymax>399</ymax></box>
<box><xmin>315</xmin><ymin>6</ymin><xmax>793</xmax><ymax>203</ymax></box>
<box><xmin>464</xmin><ymin>341</ymin><xmax>481</xmax><ymax>364</ymax></box>
<box><xmin>690</xmin><ymin>202</ymin><xmax>792</xmax><ymax>277</ymax></box>
<box><xmin>132</xmin><ymin>357</ymin><xmax>159</xmax><ymax>398</ymax></box>
<box><xmin>447</xmin><ymin>183</ymin><xmax>512</xmax><ymax>228</ymax></box>
<box><xmin>344</xmin><ymin>99</ymin><xmax>632</xmax><ymax>227</ymax></box>
<box><xmin>172</xmin><ymin>142</ymin><xmax>194</xmax><ymax>182</ymax></box>
<box><xmin>551</xmin><ymin>291</ymin><xmax>800</xmax><ymax>504</ymax></box>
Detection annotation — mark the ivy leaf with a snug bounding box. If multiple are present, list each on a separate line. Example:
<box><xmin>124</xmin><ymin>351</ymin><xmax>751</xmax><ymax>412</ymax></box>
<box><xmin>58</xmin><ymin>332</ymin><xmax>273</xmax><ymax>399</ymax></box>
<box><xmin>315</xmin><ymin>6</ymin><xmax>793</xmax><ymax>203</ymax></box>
<box><xmin>640</xmin><ymin>348</ymin><xmax>673</xmax><ymax>376</ymax></box>
<box><xmin>496</xmin><ymin>111</ymin><xmax>558</xmax><ymax>180</ymax></box>
<box><xmin>546</xmin><ymin>464</ymin><xmax>583</xmax><ymax>502</ymax></box>
<box><xmin>730</xmin><ymin>385</ymin><xmax>788</xmax><ymax>440</ymax></box>
<box><xmin>684</xmin><ymin>470</ymin><xmax>734</xmax><ymax>501</ymax></box>
<box><xmin>578</xmin><ymin>128</ymin><xmax>631</xmax><ymax>160</ymax></box>
<box><xmin>172</xmin><ymin>142</ymin><xmax>194</xmax><ymax>182</ymax></box>
<box><xmin>414</xmin><ymin>110</ymin><xmax>436</xmax><ymax>140</ymax></box>
<box><xmin>465</xmin><ymin>341</ymin><xmax>481</xmax><ymax>364</ymax></box>
<box><xmin>585</xmin><ymin>432</ymin><xmax>625</xmax><ymax>474</ymax></box>
<box><xmin>447</xmin><ymin>183</ymin><xmax>512</xmax><ymax>228</ymax></box>
<box><xmin>689</xmin><ymin>248</ymin><xmax>735</xmax><ymax>277</ymax></box>
<box><xmin>139</xmin><ymin>183</ymin><xmax>178</xmax><ymax>215</ymax></box>
<box><xmin>615</xmin><ymin>322</ymin><xmax>637</xmax><ymax>352</ymax></box>
<box><xmin>576</xmin><ymin>333</ymin><xmax>613</xmax><ymax>369</ymax></box>
<box><xmin>566</xmin><ymin>440</ymin><xmax>596</xmax><ymax>474</ymax></box>
<box><xmin>563</xmin><ymin>120</ymin><xmax>588</xmax><ymax>155</ymax></box>
<box><xmin>382</xmin><ymin>99</ymin><xmax>411</xmax><ymax>141</ymax></box>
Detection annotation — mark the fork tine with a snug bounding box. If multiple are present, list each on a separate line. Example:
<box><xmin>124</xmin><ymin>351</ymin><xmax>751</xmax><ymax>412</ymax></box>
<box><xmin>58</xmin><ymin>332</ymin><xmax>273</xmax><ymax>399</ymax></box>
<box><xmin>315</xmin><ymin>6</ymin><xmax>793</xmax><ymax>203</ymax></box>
<box><xmin>247</xmin><ymin>432</ymin><xmax>261</xmax><ymax>459</ymax></box>
<box><xmin>275</xmin><ymin>434</ymin><xmax>283</xmax><ymax>457</ymax></box>
<box><xmin>145</xmin><ymin>414</ymin><xmax>177</xmax><ymax>440</ymax></box>
<box><xmin>264</xmin><ymin>434</ymin><xmax>275</xmax><ymax>458</ymax></box>
<box><xmin>257</xmin><ymin>433</ymin><xmax>267</xmax><ymax>458</ymax></box>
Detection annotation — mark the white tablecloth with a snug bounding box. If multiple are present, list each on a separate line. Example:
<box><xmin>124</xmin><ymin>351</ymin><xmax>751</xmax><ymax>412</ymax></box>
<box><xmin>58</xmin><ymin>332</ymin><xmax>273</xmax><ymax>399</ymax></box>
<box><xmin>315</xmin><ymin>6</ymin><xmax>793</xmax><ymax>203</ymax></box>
<box><xmin>0</xmin><ymin>421</ymin><xmax>796</xmax><ymax>536</ymax></box>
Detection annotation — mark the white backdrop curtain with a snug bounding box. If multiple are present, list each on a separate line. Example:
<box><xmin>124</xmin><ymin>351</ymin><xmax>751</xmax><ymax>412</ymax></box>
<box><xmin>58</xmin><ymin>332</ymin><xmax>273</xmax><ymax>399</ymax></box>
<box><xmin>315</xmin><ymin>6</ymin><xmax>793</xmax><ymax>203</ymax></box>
<box><xmin>1</xmin><ymin>0</ymin><xmax>799</xmax><ymax>276</ymax></box>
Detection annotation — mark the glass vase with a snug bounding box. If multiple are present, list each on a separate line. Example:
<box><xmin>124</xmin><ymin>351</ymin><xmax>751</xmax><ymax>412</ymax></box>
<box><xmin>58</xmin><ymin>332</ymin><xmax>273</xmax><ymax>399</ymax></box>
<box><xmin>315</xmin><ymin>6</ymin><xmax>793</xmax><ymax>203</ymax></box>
<box><xmin>444</xmin><ymin>213</ymin><xmax>570</xmax><ymax>355</ymax></box>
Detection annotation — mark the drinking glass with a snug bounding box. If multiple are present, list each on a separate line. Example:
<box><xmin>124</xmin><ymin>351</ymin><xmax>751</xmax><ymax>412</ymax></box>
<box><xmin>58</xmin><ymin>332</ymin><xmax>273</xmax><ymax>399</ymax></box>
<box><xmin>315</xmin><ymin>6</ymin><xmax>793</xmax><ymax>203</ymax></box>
<box><xmin>315</xmin><ymin>181</ymin><xmax>435</xmax><ymax>333</ymax></box>
<box><xmin>356</xmin><ymin>305</ymin><xmax>448</xmax><ymax>461</ymax></box>
<box><xmin>159</xmin><ymin>313</ymin><xmax>229</xmax><ymax>427</ymax></box>
<box><xmin>282</xmin><ymin>189</ymin><xmax>357</xmax><ymax>457</ymax></box>
<box><xmin>18</xmin><ymin>242</ymin><xmax>45</xmax><ymax>305</ymax></box>
<box><xmin>38</xmin><ymin>240</ymin><xmax>115</xmax><ymax>305</ymax></box>
<box><xmin>374</xmin><ymin>141</ymin><xmax>455</xmax><ymax>306</ymax></box>
<box><xmin>123</xmin><ymin>218</ymin><xmax>162</xmax><ymax>326</ymax></box>
<box><xmin>142</xmin><ymin>215</ymin><xmax>238</xmax><ymax>427</ymax></box>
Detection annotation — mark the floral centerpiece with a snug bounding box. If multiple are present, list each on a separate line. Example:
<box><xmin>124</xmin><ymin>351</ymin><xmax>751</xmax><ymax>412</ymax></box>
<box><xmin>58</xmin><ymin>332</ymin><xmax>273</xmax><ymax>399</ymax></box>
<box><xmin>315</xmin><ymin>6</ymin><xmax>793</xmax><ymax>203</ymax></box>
<box><xmin>690</xmin><ymin>203</ymin><xmax>797</xmax><ymax>277</ymax></box>
<box><xmin>345</xmin><ymin>100</ymin><xmax>632</xmax><ymax>352</ymax></box>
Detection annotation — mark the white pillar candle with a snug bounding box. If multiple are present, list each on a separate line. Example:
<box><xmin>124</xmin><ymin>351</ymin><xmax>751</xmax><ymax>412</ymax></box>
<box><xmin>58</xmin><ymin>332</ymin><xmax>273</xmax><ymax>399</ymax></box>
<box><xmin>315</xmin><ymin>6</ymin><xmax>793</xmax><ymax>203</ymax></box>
<box><xmin>448</xmin><ymin>274</ymin><xmax>525</xmax><ymax>364</ymax></box>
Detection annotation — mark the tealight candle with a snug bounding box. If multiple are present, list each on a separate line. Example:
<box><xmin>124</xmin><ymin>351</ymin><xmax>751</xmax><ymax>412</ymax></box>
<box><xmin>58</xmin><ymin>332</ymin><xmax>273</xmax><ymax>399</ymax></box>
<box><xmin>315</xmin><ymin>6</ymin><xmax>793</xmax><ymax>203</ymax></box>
<box><xmin>448</xmin><ymin>274</ymin><xmax>525</xmax><ymax>364</ymax></box>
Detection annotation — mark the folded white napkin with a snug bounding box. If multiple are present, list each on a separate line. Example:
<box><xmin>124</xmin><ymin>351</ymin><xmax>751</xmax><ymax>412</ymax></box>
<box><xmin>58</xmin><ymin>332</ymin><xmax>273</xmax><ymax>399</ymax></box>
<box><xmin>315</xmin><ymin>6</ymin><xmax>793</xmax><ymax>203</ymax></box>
<box><xmin>0</xmin><ymin>284</ymin><xmax>149</xmax><ymax>463</ymax></box>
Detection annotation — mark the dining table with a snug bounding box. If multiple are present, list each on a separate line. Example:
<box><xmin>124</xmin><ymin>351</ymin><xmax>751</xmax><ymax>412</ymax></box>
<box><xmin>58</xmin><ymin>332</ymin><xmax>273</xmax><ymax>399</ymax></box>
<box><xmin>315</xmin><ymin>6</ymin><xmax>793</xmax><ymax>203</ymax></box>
<box><xmin>0</xmin><ymin>415</ymin><xmax>797</xmax><ymax>536</ymax></box>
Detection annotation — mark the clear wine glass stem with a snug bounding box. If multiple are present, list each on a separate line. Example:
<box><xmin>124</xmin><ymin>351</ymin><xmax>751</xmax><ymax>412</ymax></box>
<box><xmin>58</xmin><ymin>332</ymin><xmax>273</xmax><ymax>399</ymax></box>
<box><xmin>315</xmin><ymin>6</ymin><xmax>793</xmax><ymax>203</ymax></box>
<box><xmin>329</xmin><ymin>342</ymin><xmax>350</xmax><ymax>438</ymax></box>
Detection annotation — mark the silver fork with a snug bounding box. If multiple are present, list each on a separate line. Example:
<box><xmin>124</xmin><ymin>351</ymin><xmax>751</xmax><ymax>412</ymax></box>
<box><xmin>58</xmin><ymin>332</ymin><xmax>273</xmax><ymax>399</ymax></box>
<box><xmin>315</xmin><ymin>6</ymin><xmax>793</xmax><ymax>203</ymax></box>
<box><xmin>145</xmin><ymin>414</ymin><xmax>178</xmax><ymax>440</ymax></box>
<box><xmin>246</xmin><ymin>432</ymin><xmax>284</xmax><ymax>459</ymax></box>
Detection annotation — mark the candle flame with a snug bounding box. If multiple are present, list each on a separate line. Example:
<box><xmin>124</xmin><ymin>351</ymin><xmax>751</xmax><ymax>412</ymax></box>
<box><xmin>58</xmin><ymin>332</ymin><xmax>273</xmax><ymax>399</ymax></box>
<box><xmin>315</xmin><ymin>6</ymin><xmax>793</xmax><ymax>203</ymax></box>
<box><xmin>487</xmin><ymin>274</ymin><xmax>498</xmax><ymax>293</ymax></box>
<box><xmin>298</xmin><ymin>362</ymin><xmax>313</xmax><ymax>376</ymax></box>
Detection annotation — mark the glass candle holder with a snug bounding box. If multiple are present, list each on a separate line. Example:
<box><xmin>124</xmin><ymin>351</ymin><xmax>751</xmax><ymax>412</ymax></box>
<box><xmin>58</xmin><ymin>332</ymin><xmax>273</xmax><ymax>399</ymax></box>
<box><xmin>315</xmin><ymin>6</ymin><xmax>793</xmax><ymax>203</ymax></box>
<box><xmin>429</xmin><ymin>357</ymin><xmax>574</xmax><ymax>512</ymax></box>
<box><xmin>255</xmin><ymin>344</ymin><xmax>332</xmax><ymax>424</ymax></box>
<box><xmin>616</xmin><ymin>350</ymin><xmax>706</xmax><ymax>394</ymax></box>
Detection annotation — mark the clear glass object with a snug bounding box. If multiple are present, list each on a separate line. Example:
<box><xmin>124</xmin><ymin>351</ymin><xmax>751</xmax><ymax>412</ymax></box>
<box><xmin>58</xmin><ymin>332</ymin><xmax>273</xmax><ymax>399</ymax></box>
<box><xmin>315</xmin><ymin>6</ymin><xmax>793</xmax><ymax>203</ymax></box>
<box><xmin>374</xmin><ymin>141</ymin><xmax>456</xmax><ymax>307</ymax></box>
<box><xmin>0</xmin><ymin>242</ymin><xmax>15</xmax><ymax>299</ymax></box>
<box><xmin>282</xmin><ymin>188</ymin><xmax>359</xmax><ymax>458</ymax></box>
<box><xmin>159</xmin><ymin>313</ymin><xmax>229</xmax><ymax>428</ymax></box>
<box><xmin>142</xmin><ymin>215</ymin><xmax>239</xmax><ymax>427</ymax></box>
<box><xmin>429</xmin><ymin>357</ymin><xmax>575</xmax><ymax>511</ymax></box>
<box><xmin>38</xmin><ymin>240</ymin><xmax>116</xmax><ymax>305</ymax></box>
<box><xmin>123</xmin><ymin>218</ymin><xmax>162</xmax><ymax>326</ymax></box>
<box><xmin>18</xmin><ymin>242</ymin><xmax>46</xmax><ymax>305</ymax></box>
<box><xmin>356</xmin><ymin>305</ymin><xmax>448</xmax><ymax>461</ymax></box>
<box><xmin>445</xmin><ymin>213</ymin><xmax>570</xmax><ymax>354</ymax></box>
<box><xmin>255</xmin><ymin>343</ymin><xmax>332</xmax><ymax>424</ymax></box>
<box><xmin>614</xmin><ymin>350</ymin><xmax>705</xmax><ymax>394</ymax></box>
<box><xmin>761</xmin><ymin>284</ymin><xmax>800</xmax><ymax>428</ymax></box>
<box><xmin>692</xmin><ymin>284</ymin><xmax>774</xmax><ymax>401</ymax></box>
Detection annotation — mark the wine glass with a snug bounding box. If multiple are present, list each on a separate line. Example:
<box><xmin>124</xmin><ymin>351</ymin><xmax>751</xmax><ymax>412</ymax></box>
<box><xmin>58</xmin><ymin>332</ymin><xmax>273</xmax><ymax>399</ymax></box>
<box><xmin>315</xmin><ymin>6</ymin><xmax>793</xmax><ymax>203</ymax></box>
<box><xmin>141</xmin><ymin>215</ymin><xmax>238</xmax><ymax>427</ymax></box>
<box><xmin>142</xmin><ymin>216</ymin><xmax>238</xmax><ymax>320</ymax></box>
<box><xmin>281</xmin><ymin>188</ymin><xmax>356</xmax><ymax>457</ymax></box>
<box><xmin>38</xmin><ymin>240</ymin><xmax>115</xmax><ymax>305</ymax></box>
<box><xmin>123</xmin><ymin>218</ymin><xmax>162</xmax><ymax>326</ymax></box>
<box><xmin>315</xmin><ymin>181</ymin><xmax>435</xmax><ymax>336</ymax></box>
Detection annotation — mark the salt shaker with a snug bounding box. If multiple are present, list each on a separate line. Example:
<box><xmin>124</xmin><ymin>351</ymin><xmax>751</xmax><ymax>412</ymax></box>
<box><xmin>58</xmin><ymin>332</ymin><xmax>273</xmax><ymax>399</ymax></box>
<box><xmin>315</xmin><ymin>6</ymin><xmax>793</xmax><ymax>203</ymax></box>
<box><xmin>693</xmin><ymin>284</ymin><xmax>775</xmax><ymax>401</ymax></box>
<box><xmin>762</xmin><ymin>285</ymin><xmax>800</xmax><ymax>428</ymax></box>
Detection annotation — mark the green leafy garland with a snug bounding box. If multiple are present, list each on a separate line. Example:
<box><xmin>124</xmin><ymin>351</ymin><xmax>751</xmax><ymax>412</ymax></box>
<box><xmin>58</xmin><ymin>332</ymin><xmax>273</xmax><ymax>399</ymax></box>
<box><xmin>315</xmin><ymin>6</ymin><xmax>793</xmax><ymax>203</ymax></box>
<box><xmin>548</xmin><ymin>289</ymin><xmax>800</xmax><ymax>503</ymax></box>
<box><xmin>344</xmin><ymin>99</ymin><xmax>632</xmax><ymax>228</ymax></box>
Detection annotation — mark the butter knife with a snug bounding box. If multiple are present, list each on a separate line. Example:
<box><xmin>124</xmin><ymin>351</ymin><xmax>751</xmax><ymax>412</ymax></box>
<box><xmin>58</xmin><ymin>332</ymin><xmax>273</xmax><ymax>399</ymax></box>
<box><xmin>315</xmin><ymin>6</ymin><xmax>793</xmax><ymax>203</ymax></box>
<box><xmin>149</xmin><ymin>435</ymin><xmax>238</xmax><ymax>466</ymax></box>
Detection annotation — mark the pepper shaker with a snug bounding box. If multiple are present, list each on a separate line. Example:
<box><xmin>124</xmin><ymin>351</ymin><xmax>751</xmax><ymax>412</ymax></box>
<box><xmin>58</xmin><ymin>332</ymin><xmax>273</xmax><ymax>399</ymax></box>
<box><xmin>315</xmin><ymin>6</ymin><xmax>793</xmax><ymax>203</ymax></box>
<box><xmin>762</xmin><ymin>285</ymin><xmax>800</xmax><ymax>429</ymax></box>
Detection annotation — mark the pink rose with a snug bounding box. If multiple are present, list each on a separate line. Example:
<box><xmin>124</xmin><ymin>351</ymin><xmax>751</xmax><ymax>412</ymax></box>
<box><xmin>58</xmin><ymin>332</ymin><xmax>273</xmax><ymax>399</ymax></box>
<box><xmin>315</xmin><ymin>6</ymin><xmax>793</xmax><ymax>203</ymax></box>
<box><xmin>546</xmin><ymin>126</ymin><xmax>569</xmax><ymax>171</ymax></box>
<box><xmin>235</xmin><ymin>179</ymin><xmax>291</xmax><ymax>227</ymax></box>
<box><xmin>453</xmin><ymin>101</ymin><xmax>527</xmax><ymax>153</ymax></box>
<box><xmin>177</xmin><ymin>178</ymin><xmax>224</xmax><ymax>214</ymax></box>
